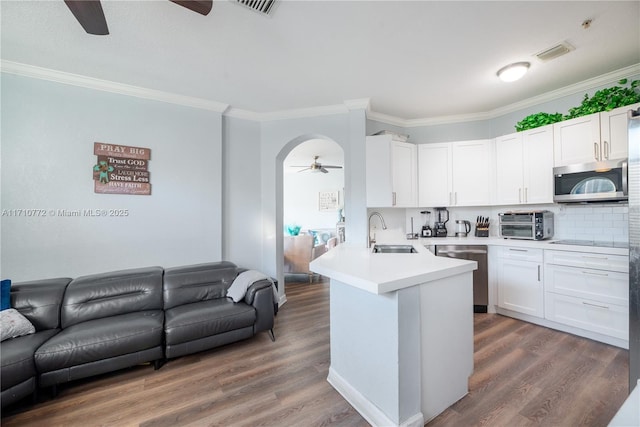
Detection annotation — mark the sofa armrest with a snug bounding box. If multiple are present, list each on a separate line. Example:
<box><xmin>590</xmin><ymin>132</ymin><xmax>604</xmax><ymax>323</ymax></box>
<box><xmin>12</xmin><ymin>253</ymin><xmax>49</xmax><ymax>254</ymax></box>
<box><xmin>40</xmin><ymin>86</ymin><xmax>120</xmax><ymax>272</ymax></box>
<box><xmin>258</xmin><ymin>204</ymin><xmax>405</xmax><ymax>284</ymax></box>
<box><xmin>244</xmin><ymin>280</ymin><xmax>276</xmax><ymax>334</ymax></box>
<box><xmin>244</xmin><ymin>279</ymin><xmax>272</xmax><ymax>305</ymax></box>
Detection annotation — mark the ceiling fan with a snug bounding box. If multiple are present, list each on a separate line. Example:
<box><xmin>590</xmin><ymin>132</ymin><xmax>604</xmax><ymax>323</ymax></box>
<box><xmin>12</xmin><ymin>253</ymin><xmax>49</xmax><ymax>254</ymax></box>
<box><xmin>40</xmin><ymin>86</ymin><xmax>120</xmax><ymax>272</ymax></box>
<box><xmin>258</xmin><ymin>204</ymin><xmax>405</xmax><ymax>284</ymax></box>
<box><xmin>64</xmin><ymin>0</ymin><xmax>212</xmax><ymax>35</ymax></box>
<box><xmin>291</xmin><ymin>156</ymin><xmax>343</xmax><ymax>174</ymax></box>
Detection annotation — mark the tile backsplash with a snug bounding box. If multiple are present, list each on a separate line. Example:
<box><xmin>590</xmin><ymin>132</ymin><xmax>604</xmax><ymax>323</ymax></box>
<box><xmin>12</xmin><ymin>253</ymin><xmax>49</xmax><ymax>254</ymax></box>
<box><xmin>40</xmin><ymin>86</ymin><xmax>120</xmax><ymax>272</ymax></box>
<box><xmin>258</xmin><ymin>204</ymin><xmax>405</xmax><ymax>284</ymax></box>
<box><xmin>553</xmin><ymin>204</ymin><xmax>628</xmax><ymax>243</ymax></box>
<box><xmin>399</xmin><ymin>203</ymin><xmax>629</xmax><ymax>243</ymax></box>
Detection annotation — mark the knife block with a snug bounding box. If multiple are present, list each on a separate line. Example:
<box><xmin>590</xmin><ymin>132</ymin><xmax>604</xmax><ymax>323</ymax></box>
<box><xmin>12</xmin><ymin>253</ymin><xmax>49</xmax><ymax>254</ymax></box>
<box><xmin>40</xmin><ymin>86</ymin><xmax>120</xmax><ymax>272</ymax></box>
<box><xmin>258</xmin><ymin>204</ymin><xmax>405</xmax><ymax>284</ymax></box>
<box><xmin>474</xmin><ymin>227</ymin><xmax>489</xmax><ymax>237</ymax></box>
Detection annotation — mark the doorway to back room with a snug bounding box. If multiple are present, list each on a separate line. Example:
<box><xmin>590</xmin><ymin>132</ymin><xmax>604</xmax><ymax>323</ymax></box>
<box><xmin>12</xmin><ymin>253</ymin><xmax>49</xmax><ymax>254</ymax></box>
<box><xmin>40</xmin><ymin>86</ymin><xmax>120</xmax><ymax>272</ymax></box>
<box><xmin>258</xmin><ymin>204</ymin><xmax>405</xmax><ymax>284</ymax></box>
<box><xmin>282</xmin><ymin>138</ymin><xmax>344</xmax><ymax>285</ymax></box>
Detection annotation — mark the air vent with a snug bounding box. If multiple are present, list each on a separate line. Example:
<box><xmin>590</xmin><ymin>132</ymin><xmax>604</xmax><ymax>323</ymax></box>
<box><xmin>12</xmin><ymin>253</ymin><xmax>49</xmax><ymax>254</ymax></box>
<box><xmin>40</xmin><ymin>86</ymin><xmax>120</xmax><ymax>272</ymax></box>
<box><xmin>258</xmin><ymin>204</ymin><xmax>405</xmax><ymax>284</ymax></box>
<box><xmin>535</xmin><ymin>42</ymin><xmax>574</xmax><ymax>62</ymax></box>
<box><xmin>235</xmin><ymin>0</ymin><xmax>276</xmax><ymax>15</ymax></box>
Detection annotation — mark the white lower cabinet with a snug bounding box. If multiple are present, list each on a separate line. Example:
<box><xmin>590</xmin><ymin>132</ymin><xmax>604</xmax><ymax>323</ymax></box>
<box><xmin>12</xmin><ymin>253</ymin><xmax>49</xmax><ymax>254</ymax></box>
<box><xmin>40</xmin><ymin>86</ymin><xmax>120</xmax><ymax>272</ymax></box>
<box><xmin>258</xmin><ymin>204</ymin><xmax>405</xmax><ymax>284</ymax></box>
<box><xmin>544</xmin><ymin>250</ymin><xmax>629</xmax><ymax>343</ymax></box>
<box><xmin>544</xmin><ymin>293</ymin><xmax>628</xmax><ymax>341</ymax></box>
<box><xmin>497</xmin><ymin>247</ymin><xmax>544</xmax><ymax>318</ymax></box>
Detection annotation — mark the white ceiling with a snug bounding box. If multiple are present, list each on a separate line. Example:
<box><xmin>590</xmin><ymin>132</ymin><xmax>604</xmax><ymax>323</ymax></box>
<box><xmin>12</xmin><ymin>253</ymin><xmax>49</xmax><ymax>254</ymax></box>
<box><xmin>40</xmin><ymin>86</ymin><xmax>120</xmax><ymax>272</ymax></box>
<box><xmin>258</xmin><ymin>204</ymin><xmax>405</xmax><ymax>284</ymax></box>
<box><xmin>1</xmin><ymin>1</ymin><xmax>639</xmax><ymax>121</ymax></box>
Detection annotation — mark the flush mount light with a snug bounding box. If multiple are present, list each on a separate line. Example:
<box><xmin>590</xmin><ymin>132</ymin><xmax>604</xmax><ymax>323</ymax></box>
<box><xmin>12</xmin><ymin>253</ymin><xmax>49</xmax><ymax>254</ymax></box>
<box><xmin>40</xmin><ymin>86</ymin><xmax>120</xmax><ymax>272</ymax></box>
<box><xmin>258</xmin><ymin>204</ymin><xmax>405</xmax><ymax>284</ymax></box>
<box><xmin>497</xmin><ymin>62</ymin><xmax>530</xmax><ymax>82</ymax></box>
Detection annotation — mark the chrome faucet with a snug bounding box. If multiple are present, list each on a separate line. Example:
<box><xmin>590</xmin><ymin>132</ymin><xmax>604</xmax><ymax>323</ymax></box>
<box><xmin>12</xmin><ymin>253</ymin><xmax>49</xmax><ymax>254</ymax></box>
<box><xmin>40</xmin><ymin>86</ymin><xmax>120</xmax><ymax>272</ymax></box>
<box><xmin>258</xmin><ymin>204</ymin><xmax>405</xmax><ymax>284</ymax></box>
<box><xmin>368</xmin><ymin>211</ymin><xmax>388</xmax><ymax>247</ymax></box>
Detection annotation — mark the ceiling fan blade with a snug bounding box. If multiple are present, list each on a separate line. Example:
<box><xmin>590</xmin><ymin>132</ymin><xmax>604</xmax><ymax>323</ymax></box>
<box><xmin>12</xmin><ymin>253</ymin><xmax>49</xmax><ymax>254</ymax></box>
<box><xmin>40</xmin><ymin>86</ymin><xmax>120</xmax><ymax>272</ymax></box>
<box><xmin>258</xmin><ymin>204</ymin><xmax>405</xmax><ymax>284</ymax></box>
<box><xmin>297</xmin><ymin>168</ymin><xmax>311</xmax><ymax>173</ymax></box>
<box><xmin>169</xmin><ymin>0</ymin><xmax>213</xmax><ymax>16</ymax></box>
<box><xmin>320</xmin><ymin>168</ymin><xmax>329</xmax><ymax>174</ymax></box>
<box><xmin>323</xmin><ymin>165</ymin><xmax>343</xmax><ymax>169</ymax></box>
<box><xmin>64</xmin><ymin>0</ymin><xmax>109</xmax><ymax>35</ymax></box>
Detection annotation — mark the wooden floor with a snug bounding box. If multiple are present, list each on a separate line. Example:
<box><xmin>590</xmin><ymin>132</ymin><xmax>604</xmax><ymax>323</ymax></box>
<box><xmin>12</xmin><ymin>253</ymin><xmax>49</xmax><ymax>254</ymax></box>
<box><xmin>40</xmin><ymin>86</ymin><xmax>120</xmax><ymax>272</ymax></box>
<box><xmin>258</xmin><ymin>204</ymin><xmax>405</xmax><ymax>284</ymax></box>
<box><xmin>2</xmin><ymin>279</ymin><xmax>629</xmax><ymax>427</ymax></box>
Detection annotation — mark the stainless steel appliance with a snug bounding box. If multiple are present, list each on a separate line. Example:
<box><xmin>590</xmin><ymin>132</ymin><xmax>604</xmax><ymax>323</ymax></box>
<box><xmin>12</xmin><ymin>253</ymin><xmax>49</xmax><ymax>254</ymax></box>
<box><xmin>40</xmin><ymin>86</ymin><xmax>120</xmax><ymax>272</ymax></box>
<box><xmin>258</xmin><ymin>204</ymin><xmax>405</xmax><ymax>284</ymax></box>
<box><xmin>434</xmin><ymin>207</ymin><xmax>449</xmax><ymax>237</ymax></box>
<box><xmin>553</xmin><ymin>159</ymin><xmax>628</xmax><ymax>203</ymax></box>
<box><xmin>499</xmin><ymin>210</ymin><xmax>554</xmax><ymax>240</ymax></box>
<box><xmin>435</xmin><ymin>245</ymin><xmax>488</xmax><ymax>313</ymax></box>
<box><xmin>628</xmin><ymin>107</ymin><xmax>640</xmax><ymax>390</ymax></box>
<box><xmin>455</xmin><ymin>220</ymin><xmax>471</xmax><ymax>237</ymax></box>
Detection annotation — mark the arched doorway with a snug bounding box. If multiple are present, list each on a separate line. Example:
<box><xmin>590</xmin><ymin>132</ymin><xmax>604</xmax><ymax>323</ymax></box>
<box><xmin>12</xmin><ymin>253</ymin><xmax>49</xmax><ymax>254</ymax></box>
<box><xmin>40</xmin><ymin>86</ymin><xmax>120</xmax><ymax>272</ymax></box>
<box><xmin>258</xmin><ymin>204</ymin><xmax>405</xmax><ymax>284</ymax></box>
<box><xmin>275</xmin><ymin>135</ymin><xmax>344</xmax><ymax>301</ymax></box>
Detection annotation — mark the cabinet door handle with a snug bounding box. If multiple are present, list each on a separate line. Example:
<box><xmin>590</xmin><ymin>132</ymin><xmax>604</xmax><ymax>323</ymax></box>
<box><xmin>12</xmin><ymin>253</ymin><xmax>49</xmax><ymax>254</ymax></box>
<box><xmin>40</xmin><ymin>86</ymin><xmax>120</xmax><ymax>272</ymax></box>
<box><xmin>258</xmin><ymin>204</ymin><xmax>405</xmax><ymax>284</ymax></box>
<box><xmin>392</xmin><ymin>192</ymin><xmax>397</xmax><ymax>206</ymax></box>
<box><xmin>582</xmin><ymin>270</ymin><xmax>609</xmax><ymax>277</ymax></box>
<box><xmin>582</xmin><ymin>255</ymin><xmax>608</xmax><ymax>260</ymax></box>
<box><xmin>509</xmin><ymin>248</ymin><xmax>528</xmax><ymax>252</ymax></box>
<box><xmin>582</xmin><ymin>301</ymin><xmax>609</xmax><ymax>310</ymax></box>
<box><xmin>454</xmin><ymin>192</ymin><xmax>457</xmax><ymax>205</ymax></box>
<box><xmin>604</xmin><ymin>141</ymin><xmax>609</xmax><ymax>159</ymax></box>
<box><xmin>537</xmin><ymin>265</ymin><xmax>541</xmax><ymax>282</ymax></box>
<box><xmin>594</xmin><ymin>142</ymin><xmax>600</xmax><ymax>161</ymax></box>
<box><xmin>524</xmin><ymin>188</ymin><xmax>528</xmax><ymax>203</ymax></box>
<box><xmin>519</xmin><ymin>188</ymin><xmax>522</xmax><ymax>203</ymax></box>
<box><xmin>449</xmin><ymin>192</ymin><xmax>452</xmax><ymax>206</ymax></box>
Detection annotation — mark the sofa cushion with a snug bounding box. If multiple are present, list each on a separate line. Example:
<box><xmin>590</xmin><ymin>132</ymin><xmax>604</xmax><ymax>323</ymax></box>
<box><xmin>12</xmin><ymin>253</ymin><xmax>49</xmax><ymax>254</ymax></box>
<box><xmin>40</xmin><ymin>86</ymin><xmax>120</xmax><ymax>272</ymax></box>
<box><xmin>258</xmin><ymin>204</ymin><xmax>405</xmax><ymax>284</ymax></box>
<box><xmin>1</xmin><ymin>329</ymin><xmax>58</xmax><ymax>390</ymax></box>
<box><xmin>12</xmin><ymin>278</ymin><xmax>72</xmax><ymax>330</ymax></box>
<box><xmin>163</xmin><ymin>262</ymin><xmax>238</xmax><ymax>310</ymax></box>
<box><xmin>0</xmin><ymin>309</ymin><xmax>35</xmax><ymax>341</ymax></box>
<box><xmin>62</xmin><ymin>267</ymin><xmax>163</xmax><ymax>328</ymax></box>
<box><xmin>164</xmin><ymin>299</ymin><xmax>255</xmax><ymax>346</ymax></box>
<box><xmin>35</xmin><ymin>310</ymin><xmax>163</xmax><ymax>373</ymax></box>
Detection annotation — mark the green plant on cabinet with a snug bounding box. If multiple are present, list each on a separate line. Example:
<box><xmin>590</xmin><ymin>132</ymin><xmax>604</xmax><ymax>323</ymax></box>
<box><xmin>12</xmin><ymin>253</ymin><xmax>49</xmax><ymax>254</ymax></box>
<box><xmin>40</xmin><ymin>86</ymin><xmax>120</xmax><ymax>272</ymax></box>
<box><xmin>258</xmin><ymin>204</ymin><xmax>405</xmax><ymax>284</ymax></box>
<box><xmin>515</xmin><ymin>79</ymin><xmax>640</xmax><ymax>132</ymax></box>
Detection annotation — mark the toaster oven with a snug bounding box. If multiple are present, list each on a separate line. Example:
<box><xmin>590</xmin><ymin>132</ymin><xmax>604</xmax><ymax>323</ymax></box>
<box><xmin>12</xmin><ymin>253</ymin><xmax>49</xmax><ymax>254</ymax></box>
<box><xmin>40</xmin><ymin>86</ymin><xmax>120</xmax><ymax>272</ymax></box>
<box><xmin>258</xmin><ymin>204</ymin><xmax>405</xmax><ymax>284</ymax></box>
<box><xmin>499</xmin><ymin>211</ymin><xmax>554</xmax><ymax>240</ymax></box>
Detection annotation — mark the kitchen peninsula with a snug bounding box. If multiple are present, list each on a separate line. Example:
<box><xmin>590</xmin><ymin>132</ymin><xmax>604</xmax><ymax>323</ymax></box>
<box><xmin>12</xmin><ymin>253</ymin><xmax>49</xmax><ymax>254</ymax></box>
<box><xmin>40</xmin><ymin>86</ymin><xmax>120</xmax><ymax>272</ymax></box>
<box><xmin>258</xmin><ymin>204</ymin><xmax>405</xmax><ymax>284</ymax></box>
<box><xmin>309</xmin><ymin>244</ymin><xmax>477</xmax><ymax>427</ymax></box>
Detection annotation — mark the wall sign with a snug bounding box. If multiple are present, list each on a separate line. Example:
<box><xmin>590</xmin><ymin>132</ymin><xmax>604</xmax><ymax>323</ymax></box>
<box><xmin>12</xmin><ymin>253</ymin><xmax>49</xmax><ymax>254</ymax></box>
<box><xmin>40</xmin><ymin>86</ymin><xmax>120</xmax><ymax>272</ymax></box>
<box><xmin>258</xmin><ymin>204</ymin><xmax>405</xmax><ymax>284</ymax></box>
<box><xmin>318</xmin><ymin>190</ymin><xmax>339</xmax><ymax>211</ymax></box>
<box><xmin>93</xmin><ymin>142</ymin><xmax>151</xmax><ymax>195</ymax></box>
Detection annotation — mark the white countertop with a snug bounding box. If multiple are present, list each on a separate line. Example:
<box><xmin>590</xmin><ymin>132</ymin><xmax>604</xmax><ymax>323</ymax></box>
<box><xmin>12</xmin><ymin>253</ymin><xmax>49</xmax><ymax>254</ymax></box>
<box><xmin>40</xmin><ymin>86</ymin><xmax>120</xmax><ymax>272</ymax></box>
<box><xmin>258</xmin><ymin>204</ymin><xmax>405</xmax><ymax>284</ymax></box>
<box><xmin>309</xmin><ymin>243</ymin><xmax>476</xmax><ymax>295</ymax></box>
<box><xmin>413</xmin><ymin>236</ymin><xmax>629</xmax><ymax>256</ymax></box>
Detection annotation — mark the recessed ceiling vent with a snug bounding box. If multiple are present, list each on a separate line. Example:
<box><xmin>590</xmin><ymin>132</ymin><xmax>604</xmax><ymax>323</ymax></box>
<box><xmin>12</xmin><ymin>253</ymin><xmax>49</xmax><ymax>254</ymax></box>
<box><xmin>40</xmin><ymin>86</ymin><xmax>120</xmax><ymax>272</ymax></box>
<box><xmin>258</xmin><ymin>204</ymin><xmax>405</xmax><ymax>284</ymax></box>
<box><xmin>535</xmin><ymin>42</ymin><xmax>574</xmax><ymax>62</ymax></box>
<box><xmin>235</xmin><ymin>0</ymin><xmax>276</xmax><ymax>15</ymax></box>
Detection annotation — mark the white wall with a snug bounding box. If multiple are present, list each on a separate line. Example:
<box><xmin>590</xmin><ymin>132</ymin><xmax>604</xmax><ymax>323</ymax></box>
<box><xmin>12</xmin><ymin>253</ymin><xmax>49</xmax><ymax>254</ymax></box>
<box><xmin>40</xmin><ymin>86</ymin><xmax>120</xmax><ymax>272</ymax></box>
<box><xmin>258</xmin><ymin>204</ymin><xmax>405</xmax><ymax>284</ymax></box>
<box><xmin>258</xmin><ymin>110</ymin><xmax>368</xmax><ymax>298</ymax></box>
<box><xmin>1</xmin><ymin>74</ymin><xmax>223</xmax><ymax>281</ymax></box>
<box><xmin>283</xmin><ymin>168</ymin><xmax>344</xmax><ymax>232</ymax></box>
<box><xmin>222</xmin><ymin>116</ymin><xmax>263</xmax><ymax>270</ymax></box>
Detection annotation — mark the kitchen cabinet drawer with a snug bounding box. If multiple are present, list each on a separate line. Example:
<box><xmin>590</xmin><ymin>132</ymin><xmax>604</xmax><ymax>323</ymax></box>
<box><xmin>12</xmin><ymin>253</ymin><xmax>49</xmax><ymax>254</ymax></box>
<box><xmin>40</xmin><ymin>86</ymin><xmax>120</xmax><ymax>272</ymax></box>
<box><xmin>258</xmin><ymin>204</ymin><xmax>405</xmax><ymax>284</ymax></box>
<box><xmin>545</xmin><ymin>264</ymin><xmax>628</xmax><ymax>306</ymax></box>
<box><xmin>545</xmin><ymin>250</ymin><xmax>628</xmax><ymax>272</ymax></box>
<box><xmin>545</xmin><ymin>292</ymin><xmax>628</xmax><ymax>340</ymax></box>
<box><xmin>496</xmin><ymin>246</ymin><xmax>543</xmax><ymax>263</ymax></box>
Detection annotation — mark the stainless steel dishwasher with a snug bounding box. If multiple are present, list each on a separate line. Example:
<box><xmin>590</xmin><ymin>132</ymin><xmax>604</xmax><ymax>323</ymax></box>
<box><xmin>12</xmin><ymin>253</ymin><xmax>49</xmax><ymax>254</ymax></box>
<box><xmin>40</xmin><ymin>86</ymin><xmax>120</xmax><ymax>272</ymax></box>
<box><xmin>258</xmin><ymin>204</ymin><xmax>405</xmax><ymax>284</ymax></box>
<box><xmin>435</xmin><ymin>245</ymin><xmax>488</xmax><ymax>313</ymax></box>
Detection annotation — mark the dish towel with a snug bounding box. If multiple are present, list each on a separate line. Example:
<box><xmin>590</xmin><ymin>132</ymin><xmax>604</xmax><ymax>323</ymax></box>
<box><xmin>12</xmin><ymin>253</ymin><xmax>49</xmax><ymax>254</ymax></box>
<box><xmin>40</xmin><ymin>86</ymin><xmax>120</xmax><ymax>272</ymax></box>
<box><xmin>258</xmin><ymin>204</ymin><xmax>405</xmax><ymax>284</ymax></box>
<box><xmin>227</xmin><ymin>270</ymin><xmax>277</xmax><ymax>303</ymax></box>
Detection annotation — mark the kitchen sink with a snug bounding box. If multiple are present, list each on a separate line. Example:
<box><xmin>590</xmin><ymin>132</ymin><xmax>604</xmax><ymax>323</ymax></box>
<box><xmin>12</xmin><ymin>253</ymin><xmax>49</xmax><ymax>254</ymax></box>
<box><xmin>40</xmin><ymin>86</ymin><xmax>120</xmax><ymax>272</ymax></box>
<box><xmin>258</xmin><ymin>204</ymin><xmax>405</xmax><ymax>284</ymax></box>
<box><xmin>372</xmin><ymin>244</ymin><xmax>418</xmax><ymax>254</ymax></box>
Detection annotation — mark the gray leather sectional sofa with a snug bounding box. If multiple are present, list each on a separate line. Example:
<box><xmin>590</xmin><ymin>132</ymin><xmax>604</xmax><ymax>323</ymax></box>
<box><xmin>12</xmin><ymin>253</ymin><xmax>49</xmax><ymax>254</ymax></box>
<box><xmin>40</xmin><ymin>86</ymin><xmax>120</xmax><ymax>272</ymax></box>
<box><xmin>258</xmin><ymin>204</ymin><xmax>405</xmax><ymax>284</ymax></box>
<box><xmin>1</xmin><ymin>262</ymin><xmax>276</xmax><ymax>409</ymax></box>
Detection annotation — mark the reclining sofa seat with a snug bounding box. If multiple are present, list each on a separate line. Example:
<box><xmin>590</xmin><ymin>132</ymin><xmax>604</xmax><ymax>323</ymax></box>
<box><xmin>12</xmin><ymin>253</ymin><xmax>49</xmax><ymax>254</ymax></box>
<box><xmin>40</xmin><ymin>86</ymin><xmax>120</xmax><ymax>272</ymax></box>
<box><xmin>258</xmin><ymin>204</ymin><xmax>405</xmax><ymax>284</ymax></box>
<box><xmin>1</xmin><ymin>278</ymin><xmax>70</xmax><ymax>408</ymax></box>
<box><xmin>34</xmin><ymin>267</ymin><xmax>165</xmax><ymax>390</ymax></box>
<box><xmin>163</xmin><ymin>261</ymin><xmax>275</xmax><ymax>359</ymax></box>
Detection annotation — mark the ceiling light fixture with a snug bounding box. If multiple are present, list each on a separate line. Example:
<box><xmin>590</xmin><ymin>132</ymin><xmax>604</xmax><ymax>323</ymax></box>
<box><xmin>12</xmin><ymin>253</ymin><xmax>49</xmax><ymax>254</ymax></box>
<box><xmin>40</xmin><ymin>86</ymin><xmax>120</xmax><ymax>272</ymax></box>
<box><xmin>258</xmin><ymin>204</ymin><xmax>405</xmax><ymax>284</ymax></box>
<box><xmin>497</xmin><ymin>62</ymin><xmax>530</xmax><ymax>82</ymax></box>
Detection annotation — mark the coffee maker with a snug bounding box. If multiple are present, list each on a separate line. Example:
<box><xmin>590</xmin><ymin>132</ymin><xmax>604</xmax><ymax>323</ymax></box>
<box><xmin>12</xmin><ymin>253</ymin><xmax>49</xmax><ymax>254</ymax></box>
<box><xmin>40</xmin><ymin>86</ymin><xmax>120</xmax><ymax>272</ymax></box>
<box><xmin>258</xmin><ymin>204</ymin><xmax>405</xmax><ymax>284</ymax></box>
<box><xmin>434</xmin><ymin>207</ymin><xmax>449</xmax><ymax>237</ymax></box>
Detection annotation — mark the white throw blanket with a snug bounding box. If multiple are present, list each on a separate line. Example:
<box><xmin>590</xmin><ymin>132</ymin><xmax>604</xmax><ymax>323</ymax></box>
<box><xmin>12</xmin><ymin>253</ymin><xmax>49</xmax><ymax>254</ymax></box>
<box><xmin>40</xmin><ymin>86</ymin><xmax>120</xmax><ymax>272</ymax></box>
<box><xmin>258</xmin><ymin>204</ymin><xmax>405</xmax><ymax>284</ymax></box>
<box><xmin>227</xmin><ymin>270</ymin><xmax>278</xmax><ymax>303</ymax></box>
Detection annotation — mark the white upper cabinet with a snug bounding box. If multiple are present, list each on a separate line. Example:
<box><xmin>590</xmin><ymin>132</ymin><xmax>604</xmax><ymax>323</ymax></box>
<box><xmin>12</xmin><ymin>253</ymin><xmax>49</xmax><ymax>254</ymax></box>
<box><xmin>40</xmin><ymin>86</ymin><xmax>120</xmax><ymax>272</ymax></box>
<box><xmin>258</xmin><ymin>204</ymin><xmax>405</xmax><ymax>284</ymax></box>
<box><xmin>366</xmin><ymin>135</ymin><xmax>417</xmax><ymax>207</ymax></box>
<box><xmin>495</xmin><ymin>133</ymin><xmax>523</xmax><ymax>205</ymax></box>
<box><xmin>418</xmin><ymin>143</ymin><xmax>452</xmax><ymax>207</ymax></box>
<box><xmin>418</xmin><ymin>139</ymin><xmax>492</xmax><ymax>207</ymax></box>
<box><xmin>600</xmin><ymin>102</ymin><xmax>640</xmax><ymax>161</ymax></box>
<box><xmin>451</xmin><ymin>139</ymin><xmax>493</xmax><ymax>206</ymax></box>
<box><xmin>495</xmin><ymin>126</ymin><xmax>553</xmax><ymax>205</ymax></box>
<box><xmin>553</xmin><ymin>103</ymin><xmax>639</xmax><ymax>166</ymax></box>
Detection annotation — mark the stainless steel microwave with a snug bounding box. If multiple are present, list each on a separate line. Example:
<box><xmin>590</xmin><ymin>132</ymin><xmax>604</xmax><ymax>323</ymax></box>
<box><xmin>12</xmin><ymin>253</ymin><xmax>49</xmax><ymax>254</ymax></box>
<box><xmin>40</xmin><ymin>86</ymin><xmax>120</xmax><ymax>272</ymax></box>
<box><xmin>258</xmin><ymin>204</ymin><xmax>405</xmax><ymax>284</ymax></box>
<box><xmin>553</xmin><ymin>159</ymin><xmax>628</xmax><ymax>203</ymax></box>
<box><xmin>499</xmin><ymin>211</ymin><xmax>554</xmax><ymax>240</ymax></box>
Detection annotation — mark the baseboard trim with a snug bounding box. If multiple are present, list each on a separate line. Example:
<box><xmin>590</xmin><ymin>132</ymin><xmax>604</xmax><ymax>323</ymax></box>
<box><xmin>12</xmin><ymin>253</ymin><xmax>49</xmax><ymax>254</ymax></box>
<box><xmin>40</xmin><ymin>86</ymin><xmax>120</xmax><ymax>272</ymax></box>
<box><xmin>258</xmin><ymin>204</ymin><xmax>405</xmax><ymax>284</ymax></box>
<box><xmin>327</xmin><ymin>367</ymin><xmax>424</xmax><ymax>427</ymax></box>
<box><xmin>495</xmin><ymin>307</ymin><xmax>628</xmax><ymax>349</ymax></box>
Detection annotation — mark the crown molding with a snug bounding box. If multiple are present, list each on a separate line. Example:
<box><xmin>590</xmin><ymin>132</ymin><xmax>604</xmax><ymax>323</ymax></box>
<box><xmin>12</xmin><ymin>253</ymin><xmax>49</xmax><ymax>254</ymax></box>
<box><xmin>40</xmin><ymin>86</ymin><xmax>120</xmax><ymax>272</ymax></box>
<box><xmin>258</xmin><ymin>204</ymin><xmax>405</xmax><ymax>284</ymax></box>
<box><xmin>225</xmin><ymin>103</ymin><xmax>353</xmax><ymax>122</ymax></box>
<box><xmin>343</xmin><ymin>98</ymin><xmax>371</xmax><ymax>111</ymax></box>
<box><xmin>0</xmin><ymin>60</ymin><xmax>230</xmax><ymax>113</ymax></box>
<box><xmin>369</xmin><ymin>63</ymin><xmax>640</xmax><ymax>128</ymax></box>
<box><xmin>4</xmin><ymin>60</ymin><xmax>639</xmax><ymax>127</ymax></box>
